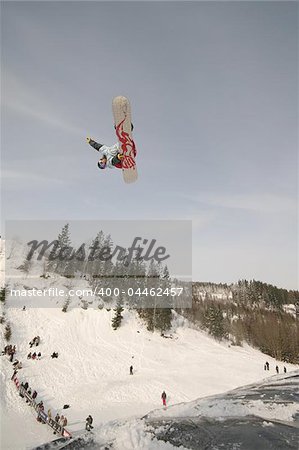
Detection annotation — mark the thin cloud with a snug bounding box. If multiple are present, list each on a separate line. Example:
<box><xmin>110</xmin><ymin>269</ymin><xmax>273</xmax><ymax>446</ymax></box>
<box><xmin>2</xmin><ymin>169</ymin><xmax>65</xmax><ymax>188</ymax></box>
<box><xmin>2</xmin><ymin>71</ymin><xmax>84</xmax><ymax>136</ymax></box>
<box><xmin>185</xmin><ymin>192</ymin><xmax>297</xmax><ymax>214</ymax></box>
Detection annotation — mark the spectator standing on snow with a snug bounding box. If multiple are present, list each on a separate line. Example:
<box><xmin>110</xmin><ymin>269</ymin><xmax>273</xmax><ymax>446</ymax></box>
<box><xmin>9</xmin><ymin>348</ymin><xmax>15</xmax><ymax>362</ymax></box>
<box><xmin>37</xmin><ymin>401</ymin><xmax>44</xmax><ymax>411</ymax></box>
<box><xmin>54</xmin><ymin>414</ymin><xmax>61</xmax><ymax>432</ymax></box>
<box><xmin>26</xmin><ymin>389</ymin><xmax>32</xmax><ymax>404</ymax></box>
<box><xmin>276</xmin><ymin>365</ymin><xmax>279</xmax><ymax>374</ymax></box>
<box><xmin>161</xmin><ymin>391</ymin><xmax>167</xmax><ymax>407</ymax></box>
<box><xmin>85</xmin><ymin>415</ymin><xmax>93</xmax><ymax>431</ymax></box>
<box><xmin>13</xmin><ymin>360</ymin><xmax>22</xmax><ymax>370</ymax></box>
<box><xmin>284</xmin><ymin>366</ymin><xmax>287</xmax><ymax>373</ymax></box>
<box><xmin>130</xmin><ymin>365</ymin><xmax>133</xmax><ymax>375</ymax></box>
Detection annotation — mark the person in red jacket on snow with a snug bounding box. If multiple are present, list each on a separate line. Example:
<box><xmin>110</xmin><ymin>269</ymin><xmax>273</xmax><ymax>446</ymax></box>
<box><xmin>161</xmin><ymin>391</ymin><xmax>167</xmax><ymax>407</ymax></box>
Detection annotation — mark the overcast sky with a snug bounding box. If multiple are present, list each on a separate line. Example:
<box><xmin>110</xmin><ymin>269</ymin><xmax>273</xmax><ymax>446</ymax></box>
<box><xmin>1</xmin><ymin>1</ymin><xmax>298</xmax><ymax>289</ymax></box>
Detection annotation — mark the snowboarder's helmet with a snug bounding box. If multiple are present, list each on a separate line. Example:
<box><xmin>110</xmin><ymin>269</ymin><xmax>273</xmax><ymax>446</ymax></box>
<box><xmin>98</xmin><ymin>160</ymin><xmax>106</xmax><ymax>170</ymax></box>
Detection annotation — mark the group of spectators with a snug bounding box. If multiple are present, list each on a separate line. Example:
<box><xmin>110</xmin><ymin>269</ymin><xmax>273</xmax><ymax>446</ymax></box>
<box><xmin>6</xmin><ymin>333</ymin><xmax>93</xmax><ymax>437</ymax></box>
<box><xmin>27</xmin><ymin>351</ymin><xmax>42</xmax><ymax>360</ymax></box>
<box><xmin>19</xmin><ymin>381</ymin><xmax>38</xmax><ymax>403</ymax></box>
<box><xmin>2</xmin><ymin>344</ymin><xmax>16</xmax><ymax>362</ymax></box>
<box><xmin>18</xmin><ymin>378</ymin><xmax>69</xmax><ymax>434</ymax></box>
<box><xmin>47</xmin><ymin>410</ymin><xmax>68</xmax><ymax>432</ymax></box>
<box><xmin>6</xmin><ymin>335</ymin><xmax>68</xmax><ymax>436</ymax></box>
<box><xmin>29</xmin><ymin>336</ymin><xmax>41</xmax><ymax>347</ymax></box>
<box><xmin>264</xmin><ymin>361</ymin><xmax>287</xmax><ymax>374</ymax></box>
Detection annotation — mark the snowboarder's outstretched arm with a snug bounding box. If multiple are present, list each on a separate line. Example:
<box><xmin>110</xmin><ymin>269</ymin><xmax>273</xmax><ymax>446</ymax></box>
<box><xmin>86</xmin><ymin>137</ymin><xmax>103</xmax><ymax>152</ymax></box>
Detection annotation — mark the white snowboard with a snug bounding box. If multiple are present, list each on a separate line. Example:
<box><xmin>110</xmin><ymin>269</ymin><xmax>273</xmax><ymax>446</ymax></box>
<box><xmin>112</xmin><ymin>96</ymin><xmax>138</xmax><ymax>184</ymax></box>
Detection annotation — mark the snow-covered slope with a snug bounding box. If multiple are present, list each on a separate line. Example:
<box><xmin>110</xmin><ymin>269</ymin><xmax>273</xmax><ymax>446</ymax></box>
<box><xmin>1</xmin><ymin>306</ymin><xmax>298</xmax><ymax>449</ymax></box>
<box><xmin>1</xmin><ymin>242</ymin><xmax>298</xmax><ymax>449</ymax></box>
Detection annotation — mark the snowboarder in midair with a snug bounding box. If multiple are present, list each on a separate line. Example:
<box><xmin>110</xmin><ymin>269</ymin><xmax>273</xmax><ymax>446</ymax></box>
<box><xmin>87</xmin><ymin>121</ymin><xmax>134</xmax><ymax>171</ymax></box>
<box><xmin>161</xmin><ymin>391</ymin><xmax>167</xmax><ymax>407</ymax></box>
<box><xmin>87</xmin><ymin>138</ymin><xmax>124</xmax><ymax>170</ymax></box>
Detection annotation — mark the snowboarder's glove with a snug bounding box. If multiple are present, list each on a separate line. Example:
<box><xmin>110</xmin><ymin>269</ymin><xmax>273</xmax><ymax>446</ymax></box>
<box><xmin>117</xmin><ymin>153</ymin><xmax>124</xmax><ymax>160</ymax></box>
<box><xmin>86</xmin><ymin>137</ymin><xmax>91</xmax><ymax>143</ymax></box>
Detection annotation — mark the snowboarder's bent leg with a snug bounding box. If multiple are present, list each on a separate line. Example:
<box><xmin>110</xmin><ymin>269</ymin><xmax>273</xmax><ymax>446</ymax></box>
<box><xmin>111</xmin><ymin>153</ymin><xmax>124</xmax><ymax>167</ymax></box>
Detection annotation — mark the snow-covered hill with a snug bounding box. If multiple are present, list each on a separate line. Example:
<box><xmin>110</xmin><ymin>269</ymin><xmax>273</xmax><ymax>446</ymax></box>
<box><xmin>1</xmin><ymin>240</ymin><xmax>298</xmax><ymax>449</ymax></box>
<box><xmin>1</xmin><ymin>305</ymin><xmax>298</xmax><ymax>449</ymax></box>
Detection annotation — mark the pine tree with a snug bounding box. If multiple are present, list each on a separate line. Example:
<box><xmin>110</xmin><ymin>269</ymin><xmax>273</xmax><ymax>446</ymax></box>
<box><xmin>101</xmin><ymin>234</ymin><xmax>114</xmax><ymax>299</ymax></box>
<box><xmin>62</xmin><ymin>297</ymin><xmax>70</xmax><ymax>313</ymax></box>
<box><xmin>137</xmin><ymin>262</ymin><xmax>172</xmax><ymax>333</ymax></box>
<box><xmin>4</xmin><ymin>323</ymin><xmax>11</xmax><ymax>341</ymax></box>
<box><xmin>155</xmin><ymin>264</ymin><xmax>172</xmax><ymax>332</ymax></box>
<box><xmin>48</xmin><ymin>223</ymin><xmax>72</xmax><ymax>275</ymax></box>
<box><xmin>87</xmin><ymin>231</ymin><xmax>105</xmax><ymax>278</ymax></box>
<box><xmin>204</xmin><ymin>305</ymin><xmax>226</xmax><ymax>340</ymax></box>
<box><xmin>112</xmin><ymin>297</ymin><xmax>124</xmax><ymax>330</ymax></box>
<box><xmin>147</xmin><ymin>260</ymin><xmax>160</xmax><ymax>330</ymax></box>
<box><xmin>0</xmin><ymin>287</ymin><xmax>6</xmax><ymax>303</ymax></box>
<box><xmin>18</xmin><ymin>258</ymin><xmax>33</xmax><ymax>274</ymax></box>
